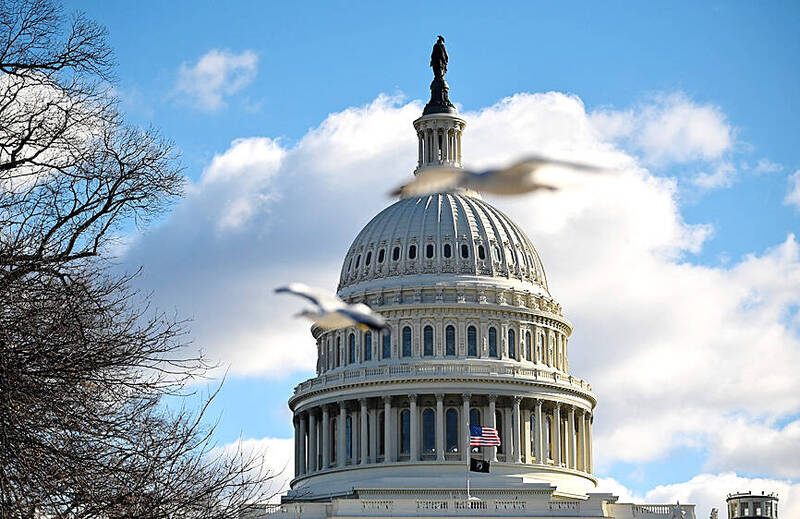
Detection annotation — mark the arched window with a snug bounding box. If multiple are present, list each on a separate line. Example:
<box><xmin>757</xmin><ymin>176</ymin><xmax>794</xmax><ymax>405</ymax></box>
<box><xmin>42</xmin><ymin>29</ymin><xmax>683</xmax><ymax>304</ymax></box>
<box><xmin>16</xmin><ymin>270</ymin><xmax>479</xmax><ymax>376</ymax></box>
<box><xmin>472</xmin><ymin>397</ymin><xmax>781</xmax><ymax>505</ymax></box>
<box><xmin>478</xmin><ymin>245</ymin><xmax>486</xmax><ymax>260</ymax></box>
<box><xmin>508</xmin><ymin>329</ymin><xmax>516</xmax><ymax>359</ymax></box>
<box><xmin>392</xmin><ymin>246</ymin><xmax>400</xmax><ymax>261</ymax></box>
<box><xmin>348</xmin><ymin>333</ymin><xmax>356</xmax><ymax>364</ymax></box>
<box><xmin>378</xmin><ymin>248</ymin><xmax>385</xmax><ymax>263</ymax></box>
<box><xmin>402</xmin><ymin>326</ymin><xmax>412</xmax><ymax>357</ymax></box>
<box><xmin>378</xmin><ymin>412</ymin><xmax>385</xmax><ymax>456</ymax></box>
<box><xmin>426</xmin><ymin>243</ymin><xmax>434</xmax><ymax>258</ymax></box>
<box><xmin>461</xmin><ymin>244</ymin><xmax>469</xmax><ymax>258</ymax></box>
<box><xmin>493</xmin><ymin>245</ymin><xmax>501</xmax><ymax>261</ymax></box>
<box><xmin>545</xmin><ymin>416</ymin><xmax>552</xmax><ymax>460</ymax></box>
<box><xmin>470</xmin><ymin>409</ymin><xmax>481</xmax><ymax>453</ymax></box>
<box><xmin>365</xmin><ymin>251</ymin><xmax>372</xmax><ymax>266</ymax></box>
<box><xmin>470</xmin><ymin>409</ymin><xmax>480</xmax><ymax>426</ymax></box>
<box><xmin>488</xmin><ymin>327</ymin><xmax>498</xmax><ymax>358</ymax></box>
<box><xmin>422</xmin><ymin>409</ymin><xmax>435</xmax><ymax>454</ymax></box>
<box><xmin>346</xmin><ymin>415</ymin><xmax>353</xmax><ymax>461</ymax></box>
<box><xmin>537</xmin><ymin>334</ymin><xmax>544</xmax><ymax>363</ymax></box>
<box><xmin>445</xmin><ymin>325</ymin><xmax>455</xmax><ymax>356</ymax></box>
<box><xmin>530</xmin><ymin>412</ymin><xmax>537</xmax><ymax>459</ymax></box>
<box><xmin>495</xmin><ymin>410</ymin><xmax>504</xmax><ymax>454</ymax></box>
<box><xmin>548</xmin><ymin>335</ymin><xmax>555</xmax><ymax>366</ymax></box>
<box><xmin>355</xmin><ymin>254</ymin><xmax>361</xmax><ymax>268</ymax></box>
<box><xmin>526</xmin><ymin>331</ymin><xmax>532</xmax><ymax>361</ymax></box>
<box><xmin>423</xmin><ymin>325</ymin><xmax>434</xmax><ymax>356</ymax></box>
<box><xmin>467</xmin><ymin>326</ymin><xmax>477</xmax><ymax>357</ymax></box>
<box><xmin>446</xmin><ymin>408</ymin><xmax>459</xmax><ymax>452</ymax></box>
<box><xmin>364</xmin><ymin>331</ymin><xmax>372</xmax><ymax>361</ymax></box>
<box><xmin>408</xmin><ymin>244</ymin><xmax>417</xmax><ymax>260</ymax></box>
<box><xmin>331</xmin><ymin>417</ymin><xmax>337</xmax><ymax>463</ymax></box>
<box><xmin>443</xmin><ymin>243</ymin><xmax>452</xmax><ymax>258</ymax></box>
<box><xmin>336</xmin><ymin>336</ymin><xmax>341</xmax><ymax>367</ymax></box>
<box><xmin>399</xmin><ymin>409</ymin><xmax>410</xmax><ymax>455</ymax></box>
<box><xmin>382</xmin><ymin>330</ymin><xmax>391</xmax><ymax>359</ymax></box>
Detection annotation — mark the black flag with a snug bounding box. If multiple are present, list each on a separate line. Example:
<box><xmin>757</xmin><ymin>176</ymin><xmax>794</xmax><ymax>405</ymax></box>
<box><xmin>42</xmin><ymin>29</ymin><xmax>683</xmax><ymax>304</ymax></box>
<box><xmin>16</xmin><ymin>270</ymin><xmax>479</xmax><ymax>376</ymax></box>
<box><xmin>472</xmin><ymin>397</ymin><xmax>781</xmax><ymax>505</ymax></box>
<box><xmin>470</xmin><ymin>458</ymin><xmax>490</xmax><ymax>473</ymax></box>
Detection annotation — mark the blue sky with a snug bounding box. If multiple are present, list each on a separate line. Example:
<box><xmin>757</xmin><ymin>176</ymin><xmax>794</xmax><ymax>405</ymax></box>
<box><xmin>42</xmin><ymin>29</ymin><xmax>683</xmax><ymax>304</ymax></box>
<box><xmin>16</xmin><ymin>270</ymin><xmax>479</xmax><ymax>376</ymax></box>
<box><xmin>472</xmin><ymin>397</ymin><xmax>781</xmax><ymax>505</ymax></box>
<box><xmin>65</xmin><ymin>1</ymin><xmax>800</xmax><ymax>513</ymax></box>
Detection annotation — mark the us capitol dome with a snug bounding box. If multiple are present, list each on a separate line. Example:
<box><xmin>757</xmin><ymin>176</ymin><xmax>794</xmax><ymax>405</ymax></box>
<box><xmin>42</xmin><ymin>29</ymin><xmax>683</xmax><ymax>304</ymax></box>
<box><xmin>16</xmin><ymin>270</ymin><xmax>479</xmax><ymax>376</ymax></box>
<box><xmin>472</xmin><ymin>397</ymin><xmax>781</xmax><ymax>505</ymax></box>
<box><xmin>261</xmin><ymin>38</ymin><xmax>696</xmax><ymax>519</ymax></box>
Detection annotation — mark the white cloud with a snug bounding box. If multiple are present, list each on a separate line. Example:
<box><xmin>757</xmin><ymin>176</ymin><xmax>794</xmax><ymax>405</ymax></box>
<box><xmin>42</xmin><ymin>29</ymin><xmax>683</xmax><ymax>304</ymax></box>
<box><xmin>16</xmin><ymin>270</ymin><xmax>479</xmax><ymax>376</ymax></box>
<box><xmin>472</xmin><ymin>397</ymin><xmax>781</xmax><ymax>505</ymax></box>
<box><xmin>598</xmin><ymin>473</ymin><xmax>800</xmax><ymax>519</ymax></box>
<box><xmin>590</xmin><ymin>93</ymin><xmax>733</xmax><ymax>165</ymax></box>
<box><xmin>175</xmin><ymin>49</ymin><xmax>258</xmax><ymax>111</ymax></box>
<box><xmin>753</xmin><ymin>158</ymin><xmax>783</xmax><ymax>174</ymax></box>
<box><xmin>120</xmin><ymin>91</ymin><xmax>800</xmax><ymax>479</ymax></box>
<box><xmin>784</xmin><ymin>170</ymin><xmax>800</xmax><ymax>210</ymax></box>
<box><xmin>691</xmin><ymin>162</ymin><xmax>736</xmax><ymax>190</ymax></box>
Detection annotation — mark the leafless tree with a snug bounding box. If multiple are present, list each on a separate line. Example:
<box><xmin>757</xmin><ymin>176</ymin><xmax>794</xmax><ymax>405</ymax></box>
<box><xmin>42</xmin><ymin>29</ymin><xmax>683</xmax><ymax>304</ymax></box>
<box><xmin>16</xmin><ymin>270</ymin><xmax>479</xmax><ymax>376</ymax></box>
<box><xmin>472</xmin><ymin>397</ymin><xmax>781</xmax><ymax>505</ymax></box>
<box><xmin>0</xmin><ymin>1</ymin><xmax>279</xmax><ymax>517</ymax></box>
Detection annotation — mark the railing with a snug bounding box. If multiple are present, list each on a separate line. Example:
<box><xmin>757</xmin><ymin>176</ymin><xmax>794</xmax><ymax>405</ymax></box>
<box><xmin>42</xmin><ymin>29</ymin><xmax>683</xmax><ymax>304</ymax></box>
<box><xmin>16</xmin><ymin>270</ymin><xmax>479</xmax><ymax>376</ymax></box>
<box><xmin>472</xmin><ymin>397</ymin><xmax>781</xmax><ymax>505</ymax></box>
<box><xmin>294</xmin><ymin>363</ymin><xmax>592</xmax><ymax>396</ymax></box>
<box><xmin>631</xmin><ymin>504</ymin><xmax>673</xmax><ymax>515</ymax></box>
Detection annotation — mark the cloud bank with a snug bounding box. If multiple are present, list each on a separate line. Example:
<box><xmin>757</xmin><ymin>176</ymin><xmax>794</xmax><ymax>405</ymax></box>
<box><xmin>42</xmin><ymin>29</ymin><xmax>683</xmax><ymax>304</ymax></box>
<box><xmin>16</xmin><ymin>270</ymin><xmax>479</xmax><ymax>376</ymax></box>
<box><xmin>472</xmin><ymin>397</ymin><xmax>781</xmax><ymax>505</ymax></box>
<box><xmin>121</xmin><ymin>91</ymin><xmax>800</xmax><ymax>481</ymax></box>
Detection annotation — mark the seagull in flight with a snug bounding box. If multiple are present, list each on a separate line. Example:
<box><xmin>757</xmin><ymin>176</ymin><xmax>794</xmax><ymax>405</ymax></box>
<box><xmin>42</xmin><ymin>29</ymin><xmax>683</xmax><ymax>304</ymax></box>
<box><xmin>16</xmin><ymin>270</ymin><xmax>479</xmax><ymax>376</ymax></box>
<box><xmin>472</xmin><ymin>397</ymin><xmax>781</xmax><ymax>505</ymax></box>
<box><xmin>390</xmin><ymin>155</ymin><xmax>610</xmax><ymax>198</ymax></box>
<box><xmin>275</xmin><ymin>283</ymin><xmax>388</xmax><ymax>331</ymax></box>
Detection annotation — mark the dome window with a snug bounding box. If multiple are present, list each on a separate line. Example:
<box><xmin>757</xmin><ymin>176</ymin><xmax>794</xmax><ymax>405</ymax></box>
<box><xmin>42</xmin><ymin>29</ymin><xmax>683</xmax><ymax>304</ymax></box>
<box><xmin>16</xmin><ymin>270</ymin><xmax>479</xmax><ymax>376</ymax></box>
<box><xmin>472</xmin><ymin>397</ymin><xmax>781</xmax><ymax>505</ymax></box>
<box><xmin>392</xmin><ymin>246</ymin><xmax>400</xmax><ymax>261</ymax></box>
<box><xmin>365</xmin><ymin>251</ymin><xmax>372</xmax><ymax>266</ymax></box>
<box><xmin>355</xmin><ymin>255</ymin><xmax>361</xmax><ymax>268</ymax></box>
<box><xmin>488</xmin><ymin>327</ymin><xmax>498</xmax><ymax>358</ymax></box>
<box><xmin>508</xmin><ymin>329</ymin><xmax>516</xmax><ymax>359</ymax></box>
<box><xmin>408</xmin><ymin>244</ymin><xmax>417</xmax><ymax>260</ymax></box>
<box><xmin>460</xmin><ymin>244</ymin><xmax>469</xmax><ymax>259</ymax></box>
<box><xmin>478</xmin><ymin>245</ymin><xmax>486</xmax><ymax>260</ymax></box>
<box><xmin>402</xmin><ymin>326</ymin><xmax>412</xmax><ymax>357</ymax></box>
<box><xmin>364</xmin><ymin>331</ymin><xmax>372</xmax><ymax>361</ymax></box>
<box><xmin>443</xmin><ymin>243</ymin><xmax>452</xmax><ymax>258</ymax></box>
<box><xmin>445</xmin><ymin>325</ymin><xmax>455</xmax><ymax>356</ymax></box>
<box><xmin>426</xmin><ymin>244</ymin><xmax>434</xmax><ymax>259</ymax></box>
<box><xmin>377</xmin><ymin>248</ymin><xmax>385</xmax><ymax>263</ymax></box>
<box><xmin>493</xmin><ymin>246</ymin><xmax>501</xmax><ymax>261</ymax></box>
<box><xmin>423</xmin><ymin>325</ymin><xmax>434</xmax><ymax>356</ymax></box>
<box><xmin>467</xmin><ymin>326</ymin><xmax>477</xmax><ymax>357</ymax></box>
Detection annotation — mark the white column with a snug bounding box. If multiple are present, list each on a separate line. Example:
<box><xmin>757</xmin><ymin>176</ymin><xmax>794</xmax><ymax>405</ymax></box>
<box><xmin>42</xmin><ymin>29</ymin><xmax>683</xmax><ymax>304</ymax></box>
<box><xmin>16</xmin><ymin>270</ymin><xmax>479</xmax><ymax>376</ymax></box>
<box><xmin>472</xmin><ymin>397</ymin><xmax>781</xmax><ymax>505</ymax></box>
<box><xmin>435</xmin><ymin>393</ymin><xmax>445</xmax><ymax>461</ymax></box>
<box><xmin>322</xmin><ymin>406</ymin><xmax>330</xmax><ymax>468</ymax></box>
<box><xmin>576</xmin><ymin>409</ymin><xmax>585</xmax><ymax>472</ymax></box>
<box><xmin>524</xmin><ymin>408</ymin><xmax>532</xmax><ymax>463</ymax></box>
<box><xmin>351</xmin><ymin>409</ymin><xmax>358</xmax><ymax>464</ymax></box>
<box><xmin>299</xmin><ymin>413</ymin><xmax>307</xmax><ymax>475</ymax></box>
<box><xmin>338</xmin><ymin>403</ymin><xmax>346</xmax><ymax>467</ymax></box>
<box><xmin>369</xmin><ymin>407</ymin><xmax>377</xmax><ymax>463</ymax></box>
<box><xmin>441</xmin><ymin>127</ymin><xmax>449</xmax><ymax>164</ymax></box>
<box><xmin>568</xmin><ymin>405</ymin><xmax>576</xmax><ymax>469</ymax></box>
<box><xmin>553</xmin><ymin>403</ymin><xmax>562</xmax><ymax>466</ymax></box>
<box><xmin>462</xmin><ymin>393</ymin><xmax>471</xmax><ymax>461</ymax></box>
<box><xmin>383</xmin><ymin>396</ymin><xmax>393</xmax><ymax>462</ymax></box>
<box><xmin>587</xmin><ymin>413</ymin><xmax>593</xmax><ymax>473</ymax></box>
<box><xmin>512</xmin><ymin>396</ymin><xmax>522</xmax><ymax>463</ymax></box>
<box><xmin>417</xmin><ymin>132</ymin><xmax>423</xmax><ymax>168</ymax></box>
<box><xmin>488</xmin><ymin>394</ymin><xmax>498</xmax><ymax>462</ymax></box>
<box><xmin>360</xmin><ymin>399</ymin><xmax>368</xmax><ymax>465</ymax></box>
<box><xmin>410</xmin><ymin>394</ymin><xmax>419</xmax><ymax>461</ymax></box>
<box><xmin>535</xmin><ymin>399</ymin><xmax>544</xmax><ymax>464</ymax></box>
<box><xmin>308</xmin><ymin>411</ymin><xmax>317</xmax><ymax>472</ymax></box>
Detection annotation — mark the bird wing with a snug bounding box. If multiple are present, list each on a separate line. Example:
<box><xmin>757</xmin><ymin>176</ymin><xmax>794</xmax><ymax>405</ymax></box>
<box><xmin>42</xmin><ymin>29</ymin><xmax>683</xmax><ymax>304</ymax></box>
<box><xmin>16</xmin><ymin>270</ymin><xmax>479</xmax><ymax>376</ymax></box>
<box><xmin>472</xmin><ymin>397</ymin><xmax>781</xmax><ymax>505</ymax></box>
<box><xmin>389</xmin><ymin>166</ymin><xmax>467</xmax><ymax>198</ymax></box>
<box><xmin>274</xmin><ymin>283</ymin><xmax>344</xmax><ymax>311</ymax></box>
<box><xmin>506</xmin><ymin>155</ymin><xmax>608</xmax><ymax>175</ymax></box>
<box><xmin>339</xmin><ymin>303</ymin><xmax>388</xmax><ymax>330</ymax></box>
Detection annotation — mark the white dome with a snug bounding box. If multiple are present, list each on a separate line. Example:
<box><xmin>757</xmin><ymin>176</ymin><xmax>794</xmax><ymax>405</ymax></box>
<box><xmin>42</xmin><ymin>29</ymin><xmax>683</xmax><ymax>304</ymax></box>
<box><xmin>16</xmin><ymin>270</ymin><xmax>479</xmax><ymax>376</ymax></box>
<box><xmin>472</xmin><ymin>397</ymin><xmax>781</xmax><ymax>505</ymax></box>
<box><xmin>338</xmin><ymin>192</ymin><xmax>549</xmax><ymax>296</ymax></box>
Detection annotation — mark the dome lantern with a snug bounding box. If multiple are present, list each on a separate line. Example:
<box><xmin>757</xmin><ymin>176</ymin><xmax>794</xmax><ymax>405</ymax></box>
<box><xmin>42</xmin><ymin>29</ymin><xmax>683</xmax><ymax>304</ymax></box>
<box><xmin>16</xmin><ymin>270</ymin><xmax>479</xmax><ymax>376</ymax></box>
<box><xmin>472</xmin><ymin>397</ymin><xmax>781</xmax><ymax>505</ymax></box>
<box><xmin>414</xmin><ymin>36</ymin><xmax>466</xmax><ymax>173</ymax></box>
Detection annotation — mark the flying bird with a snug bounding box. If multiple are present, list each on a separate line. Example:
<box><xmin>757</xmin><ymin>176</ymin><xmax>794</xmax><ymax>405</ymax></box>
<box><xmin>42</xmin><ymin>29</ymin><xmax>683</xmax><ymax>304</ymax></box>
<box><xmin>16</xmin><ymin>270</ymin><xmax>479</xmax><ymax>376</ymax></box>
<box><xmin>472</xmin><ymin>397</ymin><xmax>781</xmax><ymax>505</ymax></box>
<box><xmin>390</xmin><ymin>155</ymin><xmax>610</xmax><ymax>198</ymax></box>
<box><xmin>274</xmin><ymin>282</ymin><xmax>388</xmax><ymax>331</ymax></box>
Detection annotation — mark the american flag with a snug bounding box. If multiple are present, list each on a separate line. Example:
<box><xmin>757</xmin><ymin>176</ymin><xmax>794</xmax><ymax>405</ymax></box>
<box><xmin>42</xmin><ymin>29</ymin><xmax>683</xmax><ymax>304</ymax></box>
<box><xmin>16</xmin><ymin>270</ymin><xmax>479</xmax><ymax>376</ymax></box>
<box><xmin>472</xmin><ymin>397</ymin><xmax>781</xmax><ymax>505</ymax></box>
<box><xmin>469</xmin><ymin>425</ymin><xmax>501</xmax><ymax>447</ymax></box>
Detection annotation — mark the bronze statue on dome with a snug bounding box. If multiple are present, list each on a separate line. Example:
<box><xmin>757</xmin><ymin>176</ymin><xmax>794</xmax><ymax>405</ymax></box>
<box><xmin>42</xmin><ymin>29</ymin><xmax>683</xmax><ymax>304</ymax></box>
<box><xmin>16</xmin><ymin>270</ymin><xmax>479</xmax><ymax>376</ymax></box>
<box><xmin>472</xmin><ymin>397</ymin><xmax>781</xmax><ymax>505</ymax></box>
<box><xmin>430</xmin><ymin>35</ymin><xmax>448</xmax><ymax>79</ymax></box>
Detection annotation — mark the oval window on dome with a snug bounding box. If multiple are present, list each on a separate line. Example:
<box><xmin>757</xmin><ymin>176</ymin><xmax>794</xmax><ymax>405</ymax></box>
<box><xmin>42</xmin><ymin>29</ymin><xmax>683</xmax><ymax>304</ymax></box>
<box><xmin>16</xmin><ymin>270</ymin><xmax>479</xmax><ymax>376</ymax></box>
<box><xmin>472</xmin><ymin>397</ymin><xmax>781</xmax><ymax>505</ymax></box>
<box><xmin>478</xmin><ymin>245</ymin><xmax>486</xmax><ymax>260</ymax></box>
<box><xmin>409</xmin><ymin>244</ymin><xmax>417</xmax><ymax>260</ymax></box>
<box><xmin>426</xmin><ymin>243</ymin><xmax>434</xmax><ymax>259</ymax></box>
<box><xmin>392</xmin><ymin>246</ymin><xmax>400</xmax><ymax>261</ymax></box>
<box><xmin>493</xmin><ymin>246</ymin><xmax>501</xmax><ymax>261</ymax></box>
<box><xmin>365</xmin><ymin>251</ymin><xmax>372</xmax><ymax>266</ymax></box>
<box><xmin>443</xmin><ymin>243</ymin><xmax>452</xmax><ymax>258</ymax></box>
<box><xmin>378</xmin><ymin>248</ymin><xmax>385</xmax><ymax>263</ymax></box>
<box><xmin>461</xmin><ymin>244</ymin><xmax>469</xmax><ymax>259</ymax></box>
<box><xmin>355</xmin><ymin>255</ymin><xmax>361</xmax><ymax>268</ymax></box>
